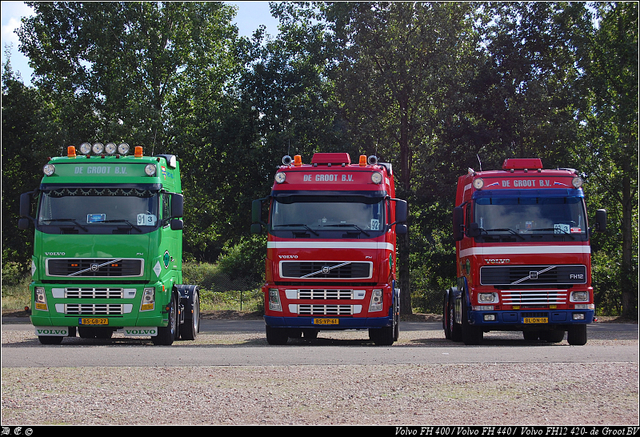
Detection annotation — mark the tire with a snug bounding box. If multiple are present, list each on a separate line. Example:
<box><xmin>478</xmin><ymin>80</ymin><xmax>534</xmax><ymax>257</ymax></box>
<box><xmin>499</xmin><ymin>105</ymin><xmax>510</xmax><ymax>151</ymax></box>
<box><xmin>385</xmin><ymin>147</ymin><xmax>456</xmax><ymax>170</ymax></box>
<box><xmin>447</xmin><ymin>295</ymin><xmax>462</xmax><ymax>342</ymax></box>
<box><xmin>179</xmin><ymin>286</ymin><xmax>200</xmax><ymax>340</ymax></box>
<box><xmin>265</xmin><ymin>325</ymin><xmax>289</xmax><ymax>345</ymax></box>
<box><xmin>153</xmin><ymin>291</ymin><xmax>178</xmax><ymax>346</ymax></box>
<box><xmin>371</xmin><ymin>326</ymin><xmax>395</xmax><ymax>346</ymax></box>
<box><xmin>567</xmin><ymin>325</ymin><xmax>587</xmax><ymax>345</ymax></box>
<box><xmin>462</xmin><ymin>304</ymin><xmax>482</xmax><ymax>345</ymax></box>
<box><xmin>523</xmin><ymin>330</ymin><xmax>540</xmax><ymax>341</ymax></box>
<box><xmin>302</xmin><ymin>329</ymin><xmax>318</xmax><ymax>340</ymax></box>
<box><xmin>38</xmin><ymin>336</ymin><xmax>63</xmax><ymax>345</ymax></box>
<box><xmin>540</xmin><ymin>329</ymin><xmax>565</xmax><ymax>343</ymax></box>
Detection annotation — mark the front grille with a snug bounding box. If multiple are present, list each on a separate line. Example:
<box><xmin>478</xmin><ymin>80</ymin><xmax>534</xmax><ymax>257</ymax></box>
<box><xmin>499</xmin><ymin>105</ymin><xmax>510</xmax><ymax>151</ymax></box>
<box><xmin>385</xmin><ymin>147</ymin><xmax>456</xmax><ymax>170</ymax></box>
<box><xmin>297</xmin><ymin>304</ymin><xmax>354</xmax><ymax>315</ymax></box>
<box><xmin>65</xmin><ymin>288</ymin><xmax>124</xmax><ymax>299</ymax></box>
<box><xmin>281</xmin><ymin>261</ymin><xmax>372</xmax><ymax>279</ymax></box>
<box><xmin>65</xmin><ymin>304</ymin><xmax>124</xmax><ymax>315</ymax></box>
<box><xmin>480</xmin><ymin>265</ymin><xmax>586</xmax><ymax>286</ymax></box>
<box><xmin>47</xmin><ymin>258</ymin><xmax>144</xmax><ymax>277</ymax></box>
<box><xmin>501</xmin><ymin>289</ymin><xmax>568</xmax><ymax>305</ymax></box>
<box><xmin>298</xmin><ymin>289</ymin><xmax>353</xmax><ymax>300</ymax></box>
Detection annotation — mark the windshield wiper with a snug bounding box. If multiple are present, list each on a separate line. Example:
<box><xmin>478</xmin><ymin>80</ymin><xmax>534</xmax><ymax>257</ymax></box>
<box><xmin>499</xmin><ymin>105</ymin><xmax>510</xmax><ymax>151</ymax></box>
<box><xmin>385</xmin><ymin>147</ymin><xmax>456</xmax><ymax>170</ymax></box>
<box><xmin>102</xmin><ymin>219</ymin><xmax>142</xmax><ymax>232</ymax></box>
<box><xmin>274</xmin><ymin>224</ymin><xmax>319</xmax><ymax>236</ymax></box>
<box><xmin>533</xmin><ymin>227</ymin><xmax>576</xmax><ymax>240</ymax></box>
<box><xmin>42</xmin><ymin>218</ymin><xmax>88</xmax><ymax>232</ymax></box>
<box><xmin>480</xmin><ymin>228</ymin><xmax>525</xmax><ymax>240</ymax></box>
<box><xmin>323</xmin><ymin>223</ymin><xmax>371</xmax><ymax>236</ymax></box>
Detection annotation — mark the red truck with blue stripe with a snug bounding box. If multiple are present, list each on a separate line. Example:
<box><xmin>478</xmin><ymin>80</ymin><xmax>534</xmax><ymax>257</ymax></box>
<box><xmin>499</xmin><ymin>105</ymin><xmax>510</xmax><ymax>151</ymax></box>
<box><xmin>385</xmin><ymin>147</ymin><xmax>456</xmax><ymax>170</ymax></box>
<box><xmin>444</xmin><ymin>158</ymin><xmax>607</xmax><ymax>345</ymax></box>
<box><xmin>252</xmin><ymin>153</ymin><xmax>407</xmax><ymax>345</ymax></box>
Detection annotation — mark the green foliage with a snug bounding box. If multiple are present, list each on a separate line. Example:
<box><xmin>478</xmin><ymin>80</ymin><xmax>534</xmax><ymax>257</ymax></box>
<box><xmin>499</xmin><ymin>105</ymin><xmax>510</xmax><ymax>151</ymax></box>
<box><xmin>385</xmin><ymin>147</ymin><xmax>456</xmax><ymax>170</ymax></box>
<box><xmin>3</xmin><ymin>1</ymin><xmax>637</xmax><ymax>317</ymax></box>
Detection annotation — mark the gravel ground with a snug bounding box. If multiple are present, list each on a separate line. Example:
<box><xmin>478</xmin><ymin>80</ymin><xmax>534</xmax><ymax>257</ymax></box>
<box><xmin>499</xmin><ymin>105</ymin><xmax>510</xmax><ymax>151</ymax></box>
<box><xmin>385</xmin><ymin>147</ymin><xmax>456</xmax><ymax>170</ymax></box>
<box><xmin>2</xmin><ymin>318</ymin><xmax>638</xmax><ymax>426</ymax></box>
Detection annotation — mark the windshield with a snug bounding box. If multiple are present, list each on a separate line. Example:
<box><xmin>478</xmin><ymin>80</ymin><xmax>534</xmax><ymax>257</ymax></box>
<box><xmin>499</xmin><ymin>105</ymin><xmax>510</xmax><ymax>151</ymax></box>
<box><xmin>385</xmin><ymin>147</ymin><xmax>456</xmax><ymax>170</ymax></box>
<box><xmin>474</xmin><ymin>195</ymin><xmax>587</xmax><ymax>241</ymax></box>
<box><xmin>270</xmin><ymin>194</ymin><xmax>386</xmax><ymax>238</ymax></box>
<box><xmin>37</xmin><ymin>187</ymin><xmax>160</xmax><ymax>234</ymax></box>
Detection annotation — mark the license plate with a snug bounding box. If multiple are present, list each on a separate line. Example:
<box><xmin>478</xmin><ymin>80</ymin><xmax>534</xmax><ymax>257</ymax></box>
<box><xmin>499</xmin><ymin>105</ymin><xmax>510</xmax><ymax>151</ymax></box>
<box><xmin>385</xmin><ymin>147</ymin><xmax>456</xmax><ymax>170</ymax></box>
<box><xmin>79</xmin><ymin>318</ymin><xmax>108</xmax><ymax>325</ymax></box>
<box><xmin>523</xmin><ymin>317</ymin><xmax>548</xmax><ymax>324</ymax></box>
<box><xmin>313</xmin><ymin>318</ymin><xmax>339</xmax><ymax>325</ymax></box>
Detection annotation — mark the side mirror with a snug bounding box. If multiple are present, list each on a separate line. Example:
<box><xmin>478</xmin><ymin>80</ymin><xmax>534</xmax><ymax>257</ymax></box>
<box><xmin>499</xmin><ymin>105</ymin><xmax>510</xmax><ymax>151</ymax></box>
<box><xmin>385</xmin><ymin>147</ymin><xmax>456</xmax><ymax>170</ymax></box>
<box><xmin>18</xmin><ymin>218</ymin><xmax>31</xmax><ymax>230</ymax></box>
<box><xmin>171</xmin><ymin>194</ymin><xmax>184</xmax><ymax>218</ymax></box>
<box><xmin>468</xmin><ymin>222</ymin><xmax>481</xmax><ymax>238</ymax></box>
<box><xmin>251</xmin><ymin>223</ymin><xmax>263</xmax><ymax>234</ymax></box>
<box><xmin>395</xmin><ymin>199</ymin><xmax>408</xmax><ymax>223</ymax></box>
<box><xmin>396</xmin><ymin>223</ymin><xmax>408</xmax><ymax>235</ymax></box>
<box><xmin>594</xmin><ymin>209</ymin><xmax>607</xmax><ymax>233</ymax></box>
<box><xmin>252</xmin><ymin>199</ymin><xmax>263</xmax><ymax>224</ymax></box>
<box><xmin>453</xmin><ymin>207</ymin><xmax>464</xmax><ymax>241</ymax></box>
<box><xmin>20</xmin><ymin>192</ymin><xmax>32</xmax><ymax>218</ymax></box>
<box><xmin>170</xmin><ymin>219</ymin><xmax>183</xmax><ymax>231</ymax></box>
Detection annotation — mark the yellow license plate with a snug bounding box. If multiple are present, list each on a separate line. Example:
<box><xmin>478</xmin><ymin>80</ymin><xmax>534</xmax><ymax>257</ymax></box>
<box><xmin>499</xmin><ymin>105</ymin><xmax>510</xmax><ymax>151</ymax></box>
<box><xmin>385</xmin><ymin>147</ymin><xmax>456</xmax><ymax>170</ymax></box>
<box><xmin>523</xmin><ymin>317</ymin><xmax>548</xmax><ymax>324</ymax></box>
<box><xmin>313</xmin><ymin>318</ymin><xmax>339</xmax><ymax>325</ymax></box>
<box><xmin>79</xmin><ymin>318</ymin><xmax>108</xmax><ymax>325</ymax></box>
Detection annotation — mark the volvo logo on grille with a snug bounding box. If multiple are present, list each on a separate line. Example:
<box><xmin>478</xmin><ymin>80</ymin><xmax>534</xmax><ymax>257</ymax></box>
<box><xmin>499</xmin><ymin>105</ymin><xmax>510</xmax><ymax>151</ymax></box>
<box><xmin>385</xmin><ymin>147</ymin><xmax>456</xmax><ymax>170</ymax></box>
<box><xmin>90</xmin><ymin>263</ymin><xmax>100</xmax><ymax>272</ymax></box>
<box><xmin>529</xmin><ymin>271</ymin><xmax>539</xmax><ymax>280</ymax></box>
<box><xmin>322</xmin><ymin>266</ymin><xmax>331</xmax><ymax>274</ymax></box>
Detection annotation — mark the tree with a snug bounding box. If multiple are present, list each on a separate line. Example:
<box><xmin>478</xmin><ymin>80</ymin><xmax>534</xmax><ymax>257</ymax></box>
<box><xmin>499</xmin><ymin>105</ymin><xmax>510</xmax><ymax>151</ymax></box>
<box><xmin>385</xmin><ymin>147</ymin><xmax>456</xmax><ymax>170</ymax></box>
<box><xmin>321</xmin><ymin>2</ymin><xmax>478</xmax><ymax>314</ymax></box>
<box><xmin>573</xmin><ymin>2</ymin><xmax>638</xmax><ymax>318</ymax></box>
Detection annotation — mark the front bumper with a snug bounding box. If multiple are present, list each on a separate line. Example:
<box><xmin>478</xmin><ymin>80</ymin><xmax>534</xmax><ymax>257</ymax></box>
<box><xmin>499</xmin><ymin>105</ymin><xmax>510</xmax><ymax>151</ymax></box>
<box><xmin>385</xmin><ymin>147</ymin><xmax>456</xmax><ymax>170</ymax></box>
<box><xmin>467</xmin><ymin>308</ymin><xmax>595</xmax><ymax>328</ymax></box>
<box><xmin>264</xmin><ymin>315</ymin><xmax>394</xmax><ymax>330</ymax></box>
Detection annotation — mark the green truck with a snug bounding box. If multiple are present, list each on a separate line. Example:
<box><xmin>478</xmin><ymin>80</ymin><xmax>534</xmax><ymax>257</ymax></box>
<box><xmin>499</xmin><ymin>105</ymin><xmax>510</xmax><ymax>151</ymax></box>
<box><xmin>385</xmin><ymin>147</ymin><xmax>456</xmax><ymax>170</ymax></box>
<box><xmin>18</xmin><ymin>142</ymin><xmax>200</xmax><ymax>345</ymax></box>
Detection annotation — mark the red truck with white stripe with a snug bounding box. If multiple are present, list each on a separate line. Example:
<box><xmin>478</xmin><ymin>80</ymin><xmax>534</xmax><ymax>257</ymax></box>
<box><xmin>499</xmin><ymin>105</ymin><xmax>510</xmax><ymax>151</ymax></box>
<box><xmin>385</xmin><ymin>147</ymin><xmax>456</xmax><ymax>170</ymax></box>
<box><xmin>252</xmin><ymin>153</ymin><xmax>407</xmax><ymax>345</ymax></box>
<box><xmin>443</xmin><ymin>158</ymin><xmax>606</xmax><ymax>345</ymax></box>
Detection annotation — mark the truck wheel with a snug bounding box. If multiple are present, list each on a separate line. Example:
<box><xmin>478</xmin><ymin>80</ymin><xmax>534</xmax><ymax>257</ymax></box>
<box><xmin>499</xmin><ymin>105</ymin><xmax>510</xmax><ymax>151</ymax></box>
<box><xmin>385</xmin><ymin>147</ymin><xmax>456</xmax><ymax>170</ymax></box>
<box><xmin>370</xmin><ymin>326</ymin><xmax>395</xmax><ymax>346</ymax></box>
<box><xmin>462</xmin><ymin>305</ymin><xmax>482</xmax><ymax>345</ymax></box>
<box><xmin>265</xmin><ymin>325</ymin><xmax>289</xmax><ymax>345</ymax></box>
<box><xmin>523</xmin><ymin>330</ymin><xmax>540</xmax><ymax>341</ymax></box>
<box><xmin>567</xmin><ymin>325</ymin><xmax>587</xmax><ymax>345</ymax></box>
<box><xmin>179</xmin><ymin>286</ymin><xmax>200</xmax><ymax>340</ymax></box>
<box><xmin>444</xmin><ymin>294</ymin><xmax>462</xmax><ymax>342</ymax></box>
<box><xmin>153</xmin><ymin>292</ymin><xmax>178</xmax><ymax>346</ymax></box>
<box><xmin>540</xmin><ymin>329</ymin><xmax>565</xmax><ymax>343</ymax></box>
<box><xmin>38</xmin><ymin>336</ymin><xmax>63</xmax><ymax>345</ymax></box>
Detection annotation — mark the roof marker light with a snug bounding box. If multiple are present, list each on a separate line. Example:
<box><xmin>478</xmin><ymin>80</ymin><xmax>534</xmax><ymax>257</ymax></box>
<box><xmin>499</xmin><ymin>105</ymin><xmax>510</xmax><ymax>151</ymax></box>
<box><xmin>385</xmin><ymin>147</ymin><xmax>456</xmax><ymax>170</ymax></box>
<box><xmin>293</xmin><ymin>155</ymin><xmax>302</xmax><ymax>166</ymax></box>
<box><xmin>135</xmin><ymin>146</ymin><xmax>143</xmax><ymax>158</ymax></box>
<box><xmin>67</xmin><ymin>146</ymin><xmax>76</xmax><ymax>158</ymax></box>
<box><xmin>359</xmin><ymin>155</ymin><xmax>367</xmax><ymax>166</ymax></box>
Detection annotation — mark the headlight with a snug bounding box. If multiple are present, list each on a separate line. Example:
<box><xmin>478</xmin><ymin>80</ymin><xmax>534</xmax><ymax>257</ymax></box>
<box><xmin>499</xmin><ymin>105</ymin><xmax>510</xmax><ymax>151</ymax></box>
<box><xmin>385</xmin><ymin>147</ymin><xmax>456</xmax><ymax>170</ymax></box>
<box><xmin>144</xmin><ymin>164</ymin><xmax>157</xmax><ymax>176</ymax></box>
<box><xmin>34</xmin><ymin>287</ymin><xmax>48</xmax><ymax>310</ymax></box>
<box><xmin>79</xmin><ymin>142</ymin><xmax>92</xmax><ymax>155</ymax></box>
<box><xmin>369</xmin><ymin>289</ymin><xmax>383</xmax><ymax>312</ymax></box>
<box><xmin>570</xmin><ymin>291</ymin><xmax>589</xmax><ymax>302</ymax></box>
<box><xmin>572</xmin><ymin>177</ymin><xmax>583</xmax><ymax>188</ymax></box>
<box><xmin>43</xmin><ymin>164</ymin><xmax>55</xmax><ymax>176</ymax></box>
<box><xmin>141</xmin><ymin>287</ymin><xmax>155</xmax><ymax>311</ymax></box>
<box><xmin>473</xmin><ymin>178</ymin><xmax>484</xmax><ymax>190</ymax></box>
<box><xmin>105</xmin><ymin>142</ymin><xmax>117</xmax><ymax>155</ymax></box>
<box><xmin>371</xmin><ymin>172</ymin><xmax>383</xmax><ymax>184</ymax></box>
<box><xmin>478</xmin><ymin>292</ymin><xmax>499</xmax><ymax>304</ymax></box>
<box><xmin>118</xmin><ymin>143</ymin><xmax>130</xmax><ymax>155</ymax></box>
<box><xmin>92</xmin><ymin>142</ymin><xmax>104</xmax><ymax>154</ymax></box>
<box><xmin>269</xmin><ymin>289</ymin><xmax>282</xmax><ymax>311</ymax></box>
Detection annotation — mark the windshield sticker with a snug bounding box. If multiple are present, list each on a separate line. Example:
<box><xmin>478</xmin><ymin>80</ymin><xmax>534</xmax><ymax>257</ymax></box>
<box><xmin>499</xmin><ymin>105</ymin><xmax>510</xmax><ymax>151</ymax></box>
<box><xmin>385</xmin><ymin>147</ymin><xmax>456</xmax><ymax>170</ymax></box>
<box><xmin>554</xmin><ymin>223</ymin><xmax>571</xmax><ymax>234</ymax></box>
<box><xmin>137</xmin><ymin>214</ymin><xmax>157</xmax><ymax>226</ymax></box>
<box><xmin>371</xmin><ymin>219</ymin><xmax>380</xmax><ymax>231</ymax></box>
<box><xmin>87</xmin><ymin>214</ymin><xmax>106</xmax><ymax>223</ymax></box>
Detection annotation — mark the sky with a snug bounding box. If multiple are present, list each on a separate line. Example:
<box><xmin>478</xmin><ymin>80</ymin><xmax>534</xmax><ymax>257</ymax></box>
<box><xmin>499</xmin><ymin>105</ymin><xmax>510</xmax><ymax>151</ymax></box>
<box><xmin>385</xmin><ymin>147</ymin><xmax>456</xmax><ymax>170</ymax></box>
<box><xmin>1</xmin><ymin>1</ymin><xmax>281</xmax><ymax>87</ymax></box>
